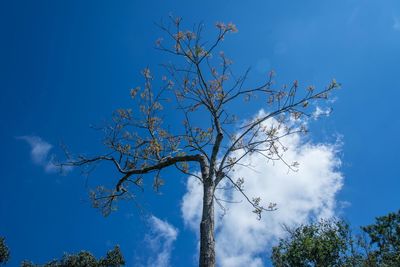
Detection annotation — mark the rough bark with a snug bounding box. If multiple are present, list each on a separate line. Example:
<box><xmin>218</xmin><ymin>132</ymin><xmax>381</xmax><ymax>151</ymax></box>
<box><xmin>199</xmin><ymin>180</ymin><xmax>216</xmax><ymax>267</ymax></box>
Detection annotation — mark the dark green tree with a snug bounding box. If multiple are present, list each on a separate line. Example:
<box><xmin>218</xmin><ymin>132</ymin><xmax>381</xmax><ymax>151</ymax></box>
<box><xmin>0</xmin><ymin>237</ymin><xmax>10</xmax><ymax>265</ymax></box>
<box><xmin>271</xmin><ymin>220</ymin><xmax>357</xmax><ymax>267</ymax></box>
<box><xmin>21</xmin><ymin>246</ymin><xmax>124</xmax><ymax>267</ymax></box>
<box><xmin>361</xmin><ymin>210</ymin><xmax>400</xmax><ymax>266</ymax></box>
<box><xmin>271</xmin><ymin>210</ymin><xmax>400</xmax><ymax>267</ymax></box>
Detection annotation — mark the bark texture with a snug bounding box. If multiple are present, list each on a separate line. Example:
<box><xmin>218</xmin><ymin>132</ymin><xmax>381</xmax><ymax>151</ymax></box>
<box><xmin>199</xmin><ymin>181</ymin><xmax>215</xmax><ymax>267</ymax></box>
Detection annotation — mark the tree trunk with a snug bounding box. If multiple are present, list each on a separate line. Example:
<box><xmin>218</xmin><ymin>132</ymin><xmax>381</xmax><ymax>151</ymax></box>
<box><xmin>199</xmin><ymin>180</ymin><xmax>215</xmax><ymax>267</ymax></box>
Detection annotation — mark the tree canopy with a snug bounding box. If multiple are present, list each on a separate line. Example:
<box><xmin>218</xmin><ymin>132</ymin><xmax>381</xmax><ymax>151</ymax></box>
<box><xmin>361</xmin><ymin>210</ymin><xmax>400</xmax><ymax>266</ymax></box>
<box><xmin>21</xmin><ymin>246</ymin><xmax>124</xmax><ymax>267</ymax></box>
<box><xmin>0</xmin><ymin>237</ymin><xmax>10</xmax><ymax>265</ymax></box>
<box><xmin>271</xmin><ymin>210</ymin><xmax>400</xmax><ymax>267</ymax></box>
<box><xmin>271</xmin><ymin>220</ymin><xmax>354</xmax><ymax>267</ymax></box>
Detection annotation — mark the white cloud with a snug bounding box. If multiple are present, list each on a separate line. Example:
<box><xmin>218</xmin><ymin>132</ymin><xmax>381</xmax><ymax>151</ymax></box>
<box><xmin>17</xmin><ymin>135</ymin><xmax>71</xmax><ymax>174</ymax></box>
<box><xmin>181</xmin><ymin>177</ymin><xmax>203</xmax><ymax>231</ymax></box>
<box><xmin>145</xmin><ymin>215</ymin><xmax>179</xmax><ymax>267</ymax></box>
<box><xmin>181</xmin><ymin>114</ymin><xmax>343</xmax><ymax>267</ymax></box>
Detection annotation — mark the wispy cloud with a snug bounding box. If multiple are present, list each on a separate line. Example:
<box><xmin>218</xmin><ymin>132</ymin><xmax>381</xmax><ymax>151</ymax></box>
<box><xmin>347</xmin><ymin>7</ymin><xmax>359</xmax><ymax>25</ymax></box>
<box><xmin>312</xmin><ymin>106</ymin><xmax>332</xmax><ymax>119</ymax></box>
<box><xmin>181</xmin><ymin>113</ymin><xmax>343</xmax><ymax>267</ymax></box>
<box><xmin>393</xmin><ymin>17</ymin><xmax>400</xmax><ymax>31</ymax></box>
<box><xmin>145</xmin><ymin>216</ymin><xmax>179</xmax><ymax>267</ymax></box>
<box><xmin>17</xmin><ymin>135</ymin><xmax>70</xmax><ymax>174</ymax></box>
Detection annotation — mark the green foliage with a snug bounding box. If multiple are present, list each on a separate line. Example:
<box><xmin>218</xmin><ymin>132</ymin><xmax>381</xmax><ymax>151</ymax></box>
<box><xmin>271</xmin><ymin>210</ymin><xmax>400</xmax><ymax>267</ymax></box>
<box><xmin>21</xmin><ymin>246</ymin><xmax>124</xmax><ymax>267</ymax></box>
<box><xmin>0</xmin><ymin>237</ymin><xmax>10</xmax><ymax>265</ymax></box>
<box><xmin>271</xmin><ymin>220</ymin><xmax>354</xmax><ymax>267</ymax></box>
<box><xmin>99</xmin><ymin>246</ymin><xmax>125</xmax><ymax>267</ymax></box>
<box><xmin>361</xmin><ymin>210</ymin><xmax>400</xmax><ymax>266</ymax></box>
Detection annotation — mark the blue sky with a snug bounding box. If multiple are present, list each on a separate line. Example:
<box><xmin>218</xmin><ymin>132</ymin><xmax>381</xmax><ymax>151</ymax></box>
<box><xmin>1</xmin><ymin>0</ymin><xmax>400</xmax><ymax>266</ymax></box>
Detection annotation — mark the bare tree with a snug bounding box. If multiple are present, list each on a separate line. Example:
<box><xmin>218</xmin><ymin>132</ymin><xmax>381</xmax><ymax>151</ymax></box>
<box><xmin>63</xmin><ymin>17</ymin><xmax>339</xmax><ymax>267</ymax></box>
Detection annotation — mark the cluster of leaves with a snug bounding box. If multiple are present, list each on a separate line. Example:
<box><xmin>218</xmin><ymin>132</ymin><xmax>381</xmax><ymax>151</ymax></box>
<box><xmin>0</xmin><ymin>237</ymin><xmax>10</xmax><ymax>265</ymax></box>
<box><xmin>21</xmin><ymin>246</ymin><xmax>124</xmax><ymax>267</ymax></box>
<box><xmin>271</xmin><ymin>210</ymin><xmax>400</xmax><ymax>267</ymax></box>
